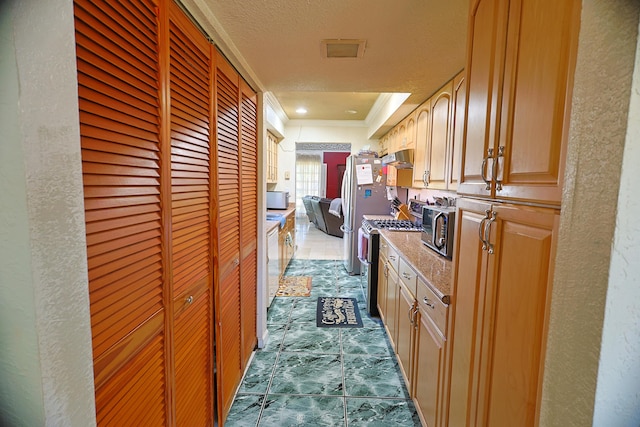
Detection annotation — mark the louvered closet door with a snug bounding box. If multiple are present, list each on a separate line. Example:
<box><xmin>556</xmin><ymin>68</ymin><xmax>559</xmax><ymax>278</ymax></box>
<box><xmin>74</xmin><ymin>0</ymin><xmax>167</xmax><ymax>425</ymax></box>
<box><xmin>214</xmin><ymin>52</ymin><xmax>243</xmax><ymax>421</ymax></box>
<box><xmin>240</xmin><ymin>81</ymin><xmax>258</xmax><ymax>359</ymax></box>
<box><xmin>168</xmin><ymin>5</ymin><xmax>214</xmax><ymax>426</ymax></box>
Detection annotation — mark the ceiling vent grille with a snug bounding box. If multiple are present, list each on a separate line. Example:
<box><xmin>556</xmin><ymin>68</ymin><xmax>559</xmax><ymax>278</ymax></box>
<box><xmin>321</xmin><ymin>39</ymin><xmax>366</xmax><ymax>59</ymax></box>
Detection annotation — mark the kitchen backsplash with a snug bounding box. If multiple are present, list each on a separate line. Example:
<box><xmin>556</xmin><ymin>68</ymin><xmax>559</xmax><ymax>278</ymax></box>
<box><xmin>407</xmin><ymin>188</ymin><xmax>458</xmax><ymax>205</ymax></box>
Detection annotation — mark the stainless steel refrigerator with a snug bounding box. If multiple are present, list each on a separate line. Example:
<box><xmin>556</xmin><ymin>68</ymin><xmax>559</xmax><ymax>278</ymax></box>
<box><xmin>340</xmin><ymin>154</ymin><xmax>390</xmax><ymax>275</ymax></box>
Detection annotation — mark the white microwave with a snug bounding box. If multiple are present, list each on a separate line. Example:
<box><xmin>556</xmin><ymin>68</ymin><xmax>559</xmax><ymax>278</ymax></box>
<box><xmin>266</xmin><ymin>191</ymin><xmax>290</xmax><ymax>209</ymax></box>
<box><xmin>421</xmin><ymin>205</ymin><xmax>456</xmax><ymax>258</ymax></box>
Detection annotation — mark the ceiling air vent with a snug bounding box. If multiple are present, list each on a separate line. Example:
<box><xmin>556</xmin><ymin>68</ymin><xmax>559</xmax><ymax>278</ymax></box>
<box><xmin>321</xmin><ymin>39</ymin><xmax>366</xmax><ymax>59</ymax></box>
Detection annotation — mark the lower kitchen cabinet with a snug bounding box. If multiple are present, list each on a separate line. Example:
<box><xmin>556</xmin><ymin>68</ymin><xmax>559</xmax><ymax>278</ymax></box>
<box><xmin>413</xmin><ymin>277</ymin><xmax>447</xmax><ymax>427</ymax></box>
<box><xmin>377</xmin><ymin>236</ymin><xmax>450</xmax><ymax>426</ymax></box>
<box><xmin>396</xmin><ymin>280</ymin><xmax>417</xmax><ymax>389</ymax></box>
<box><xmin>447</xmin><ymin>198</ymin><xmax>560</xmax><ymax>426</ymax></box>
<box><xmin>278</xmin><ymin>208</ymin><xmax>296</xmax><ymax>277</ymax></box>
<box><xmin>384</xmin><ymin>264</ymin><xmax>400</xmax><ymax>351</ymax></box>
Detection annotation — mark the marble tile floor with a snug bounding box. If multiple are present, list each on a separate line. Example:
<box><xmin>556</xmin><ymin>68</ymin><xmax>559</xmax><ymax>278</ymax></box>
<box><xmin>225</xmin><ymin>259</ymin><xmax>422</xmax><ymax>426</ymax></box>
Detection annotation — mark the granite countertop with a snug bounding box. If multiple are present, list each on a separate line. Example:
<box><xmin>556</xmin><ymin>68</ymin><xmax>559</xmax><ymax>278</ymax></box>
<box><xmin>379</xmin><ymin>230</ymin><xmax>452</xmax><ymax>304</ymax></box>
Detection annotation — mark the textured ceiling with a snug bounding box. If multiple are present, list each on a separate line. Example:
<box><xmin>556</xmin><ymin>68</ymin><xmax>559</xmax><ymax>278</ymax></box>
<box><xmin>186</xmin><ymin>0</ymin><xmax>469</xmax><ymax>121</ymax></box>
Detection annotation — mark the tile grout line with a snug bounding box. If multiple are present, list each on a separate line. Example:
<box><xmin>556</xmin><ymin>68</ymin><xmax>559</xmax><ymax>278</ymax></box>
<box><xmin>254</xmin><ymin>294</ymin><xmax>295</xmax><ymax>426</ymax></box>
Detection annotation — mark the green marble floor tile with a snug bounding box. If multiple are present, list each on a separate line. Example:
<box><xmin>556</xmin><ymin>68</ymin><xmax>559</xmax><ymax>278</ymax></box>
<box><xmin>267</xmin><ymin>298</ymin><xmax>294</xmax><ymax>324</ymax></box>
<box><xmin>238</xmin><ymin>351</ymin><xmax>278</xmax><ymax>394</ymax></box>
<box><xmin>263</xmin><ymin>324</ymin><xmax>287</xmax><ymax>352</ymax></box>
<box><xmin>258</xmin><ymin>395</ymin><xmax>345</xmax><ymax>427</ymax></box>
<box><xmin>343</xmin><ymin>354</ymin><xmax>410</xmax><ymax>398</ymax></box>
<box><xmin>341</xmin><ymin>327</ymin><xmax>393</xmax><ymax>356</ymax></box>
<box><xmin>225</xmin><ymin>394</ymin><xmax>264</xmax><ymax>427</ymax></box>
<box><xmin>281</xmin><ymin>324</ymin><xmax>341</xmax><ymax>354</ymax></box>
<box><xmin>269</xmin><ymin>353</ymin><xmax>343</xmax><ymax>395</ymax></box>
<box><xmin>345</xmin><ymin>397</ymin><xmax>421</xmax><ymax>426</ymax></box>
<box><xmin>360</xmin><ymin>305</ymin><xmax>386</xmax><ymax>330</ymax></box>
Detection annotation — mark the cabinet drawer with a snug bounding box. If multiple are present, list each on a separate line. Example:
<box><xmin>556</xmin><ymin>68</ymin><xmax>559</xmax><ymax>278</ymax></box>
<box><xmin>383</xmin><ymin>240</ymin><xmax>400</xmax><ymax>273</ymax></box>
<box><xmin>398</xmin><ymin>258</ymin><xmax>417</xmax><ymax>298</ymax></box>
<box><xmin>417</xmin><ymin>277</ymin><xmax>448</xmax><ymax>336</ymax></box>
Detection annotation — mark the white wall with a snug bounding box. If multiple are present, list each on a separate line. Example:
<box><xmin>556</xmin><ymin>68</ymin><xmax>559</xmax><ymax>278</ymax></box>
<box><xmin>0</xmin><ymin>0</ymin><xmax>96</xmax><ymax>425</ymax></box>
<box><xmin>593</xmin><ymin>14</ymin><xmax>640</xmax><ymax>425</ymax></box>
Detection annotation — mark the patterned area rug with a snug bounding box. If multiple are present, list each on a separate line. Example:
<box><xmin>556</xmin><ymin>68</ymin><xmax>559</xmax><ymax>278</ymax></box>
<box><xmin>316</xmin><ymin>297</ymin><xmax>363</xmax><ymax>328</ymax></box>
<box><xmin>276</xmin><ymin>276</ymin><xmax>312</xmax><ymax>297</ymax></box>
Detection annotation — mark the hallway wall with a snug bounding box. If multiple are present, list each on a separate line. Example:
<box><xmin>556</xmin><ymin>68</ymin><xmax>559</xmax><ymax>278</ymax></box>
<box><xmin>0</xmin><ymin>0</ymin><xmax>96</xmax><ymax>425</ymax></box>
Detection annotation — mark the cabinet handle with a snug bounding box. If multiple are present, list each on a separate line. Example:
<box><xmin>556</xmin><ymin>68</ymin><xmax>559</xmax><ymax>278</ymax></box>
<box><xmin>402</xmin><ymin>272</ymin><xmax>412</xmax><ymax>280</ymax></box>
<box><xmin>481</xmin><ymin>148</ymin><xmax>494</xmax><ymax>190</ymax></box>
<box><xmin>483</xmin><ymin>211</ymin><xmax>497</xmax><ymax>254</ymax></box>
<box><xmin>493</xmin><ymin>146</ymin><xmax>504</xmax><ymax>191</ymax></box>
<box><xmin>233</xmin><ymin>258</ymin><xmax>240</xmax><ymax>266</ymax></box>
<box><xmin>389</xmin><ymin>255</ymin><xmax>397</xmax><ymax>261</ymax></box>
<box><xmin>185</xmin><ymin>295</ymin><xmax>194</xmax><ymax>305</ymax></box>
<box><xmin>423</xmin><ymin>170</ymin><xmax>430</xmax><ymax>187</ymax></box>
<box><xmin>479</xmin><ymin>210</ymin><xmax>490</xmax><ymax>250</ymax></box>
<box><xmin>381</xmin><ymin>243</ymin><xmax>387</xmax><ymax>248</ymax></box>
<box><xmin>408</xmin><ymin>304</ymin><xmax>419</xmax><ymax>325</ymax></box>
<box><xmin>384</xmin><ymin>263</ymin><xmax>389</xmax><ymax>278</ymax></box>
<box><xmin>423</xmin><ymin>297</ymin><xmax>435</xmax><ymax>309</ymax></box>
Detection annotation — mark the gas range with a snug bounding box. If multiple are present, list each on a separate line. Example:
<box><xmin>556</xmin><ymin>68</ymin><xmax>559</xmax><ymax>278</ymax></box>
<box><xmin>362</xmin><ymin>218</ymin><xmax>423</xmax><ymax>233</ymax></box>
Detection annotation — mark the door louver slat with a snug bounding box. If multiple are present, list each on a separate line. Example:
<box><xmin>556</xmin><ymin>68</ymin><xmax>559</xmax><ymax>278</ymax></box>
<box><xmin>75</xmin><ymin>0</ymin><xmax>166</xmax><ymax>424</ymax></box>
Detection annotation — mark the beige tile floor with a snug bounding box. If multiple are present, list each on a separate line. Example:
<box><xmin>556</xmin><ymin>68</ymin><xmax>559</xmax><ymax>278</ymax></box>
<box><xmin>293</xmin><ymin>215</ymin><xmax>345</xmax><ymax>260</ymax></box>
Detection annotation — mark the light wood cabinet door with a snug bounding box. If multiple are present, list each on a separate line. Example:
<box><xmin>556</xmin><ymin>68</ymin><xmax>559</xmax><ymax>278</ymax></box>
<box><xmin>412</xmin><ymin>101</ymin><xmax>432</xmax><ymax>187</ymax></box>
<box><xmin>457</xmin><ymin>0</ymin><xmax>509</xmax><ymax>198</ymax></box>
<box><xmin>405</xmin><ymin>112</ymin><xmax>417</xmax><ymax>150</ymax></box>
<box><xmin>266</xmin><ymin>131</ymin><xmax>278</xmax><ymax>184</ymax></box>
<box><xmin>413</xmin><ymin>312</ymin><xmax>444</xmax><ymax>427</ymax></box>
<box><xmin>494</xmin><ymin>0</ymin><xmax>580</xmax><ymax>204</ymax></box>
<box><xmin>427</xmin><ymin>81</ymin><xmax>454</xmax><ymax>189</ymax></box>
<box><xmin>385</xmin><ymin>265</ymin><xmax>400</xmax><ymax>351</ymax></box>
<box><xmin>447</xmin><ymin>71</ymin><xmax>466</xmax><ymax>190</ymax></box>
<box><xmin>396</xmin><ymin>281</ymin><xmax>416</xmax><ymax>390</ymax></box>
<box><xmin>458</xmin><ymin>0</ymin><xmax>580</xmax><ymax>205</ymax></box>
<box><xmin>447</xmin><ymin>198</ymin><xmax>559</xmax><ymax>426</ymax></box>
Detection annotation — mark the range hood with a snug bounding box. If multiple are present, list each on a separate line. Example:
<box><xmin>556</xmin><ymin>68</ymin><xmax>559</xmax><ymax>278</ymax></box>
<box><xmin>381</xmin><ymin>149</ymin><xmax>414</xmax><ymax>169</ymax></box>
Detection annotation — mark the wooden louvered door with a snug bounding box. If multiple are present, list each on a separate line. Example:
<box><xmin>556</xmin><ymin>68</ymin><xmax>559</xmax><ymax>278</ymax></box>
<box><xmin>75</xmin><ymin>0</ymin><xmax>168</xmax><ymax>425</ymax></box>
<box><xmin>168</xmin><ymin>4</ymin><xmax>214</xmax><ymax>426</ymax></box>
<box><xmin>214</xmin><ymin>52</ymin><xmax>243</xmax><ymax>422</ymax></box>
<box><xmin>239</xmin><ymin>81</ymin><xmax>258</xmax><ymax>360</ymax></box>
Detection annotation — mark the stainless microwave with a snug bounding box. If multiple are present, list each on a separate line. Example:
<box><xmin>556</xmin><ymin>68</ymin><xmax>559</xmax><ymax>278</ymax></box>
<box><xmin>421</xmin><ymin>205</ymin><xmax>456</xmax><ymax>258</ymax></box>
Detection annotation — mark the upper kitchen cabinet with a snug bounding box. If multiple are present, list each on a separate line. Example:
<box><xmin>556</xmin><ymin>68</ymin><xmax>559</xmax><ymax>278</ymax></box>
<box><xmin>447</xmin><ymin>71</ymin><xmax>466</xmax><ymax>190</ymax></box>
<box><xmin>412</xmin><ymin>74</ymin><xmax>463</xmax><ymax>191</ymax></box>
<box><xmin>266</xmin><ymin>130</ymin><xmax>278</xmax><ymax>184</ymax></box>
<box><xmin>399</xmin><ymin>111</ymin><xmax>417</xmax><ymax>150</ymax></box>
<box><xmin>458</xmin><ymin>0</ymin><xmax>580</xmax><ymax>205</ymax></box>
<box><xmin>427</xmin><ymin>80</ymin><xmax>454</xmax><ymax>189</ymax></box>
<box><xmin>412</xmin><ymin>100</ymin><xmax>432</xmax><ymax>187</ymax></box>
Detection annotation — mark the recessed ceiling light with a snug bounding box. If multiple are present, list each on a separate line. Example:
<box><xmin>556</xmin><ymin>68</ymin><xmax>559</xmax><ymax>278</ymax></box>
<box><xmin>345</xmin><ymin>109</ymin><xmax>358</xmax><ymax>114</ymax></box>
<box><xmin>296</xmin><ymin>107</ymin><xmax>308</xmax><ymax>114</ymax></box>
